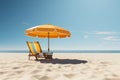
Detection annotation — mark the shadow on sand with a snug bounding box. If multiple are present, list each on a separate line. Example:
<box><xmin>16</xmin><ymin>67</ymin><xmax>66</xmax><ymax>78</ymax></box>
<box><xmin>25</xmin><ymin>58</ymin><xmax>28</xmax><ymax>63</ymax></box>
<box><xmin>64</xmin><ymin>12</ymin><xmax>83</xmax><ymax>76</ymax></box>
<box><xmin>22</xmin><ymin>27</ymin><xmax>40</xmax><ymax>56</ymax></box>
<box><xmin>39</xmin><ymin>58</ymin><xmax>88</xmax><ymax>64</ymax></box>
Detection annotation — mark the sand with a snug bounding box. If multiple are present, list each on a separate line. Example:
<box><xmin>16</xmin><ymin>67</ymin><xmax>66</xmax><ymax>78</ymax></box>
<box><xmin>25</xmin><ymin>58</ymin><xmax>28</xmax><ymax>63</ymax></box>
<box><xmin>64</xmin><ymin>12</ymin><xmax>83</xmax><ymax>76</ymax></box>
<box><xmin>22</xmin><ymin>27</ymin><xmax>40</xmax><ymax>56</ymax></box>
<box><xmin>0</xmin><ymin>53</ymin><xmax>120</xmax><ymax>80</ymax></box>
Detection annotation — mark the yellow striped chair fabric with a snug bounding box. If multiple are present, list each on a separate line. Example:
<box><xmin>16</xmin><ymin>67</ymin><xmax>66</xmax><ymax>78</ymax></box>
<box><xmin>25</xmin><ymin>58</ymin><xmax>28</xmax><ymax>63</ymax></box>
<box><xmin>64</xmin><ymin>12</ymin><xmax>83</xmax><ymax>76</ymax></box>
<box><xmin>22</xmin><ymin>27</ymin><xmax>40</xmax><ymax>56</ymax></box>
<box><xmin>27</xmin><ymin>41</ymin><xmax>43</xmax><ymax>60</ymax></box>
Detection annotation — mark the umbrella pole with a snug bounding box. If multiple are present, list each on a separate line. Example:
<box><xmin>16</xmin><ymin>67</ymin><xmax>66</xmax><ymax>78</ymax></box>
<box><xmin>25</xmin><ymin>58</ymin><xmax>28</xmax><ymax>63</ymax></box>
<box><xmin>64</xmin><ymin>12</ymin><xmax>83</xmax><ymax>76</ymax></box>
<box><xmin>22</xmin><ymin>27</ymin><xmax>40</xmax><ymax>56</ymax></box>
<box><xmin>48</xmin><ymin>32</ymin><xmax>50</xmax><ymax>53</ymax></box>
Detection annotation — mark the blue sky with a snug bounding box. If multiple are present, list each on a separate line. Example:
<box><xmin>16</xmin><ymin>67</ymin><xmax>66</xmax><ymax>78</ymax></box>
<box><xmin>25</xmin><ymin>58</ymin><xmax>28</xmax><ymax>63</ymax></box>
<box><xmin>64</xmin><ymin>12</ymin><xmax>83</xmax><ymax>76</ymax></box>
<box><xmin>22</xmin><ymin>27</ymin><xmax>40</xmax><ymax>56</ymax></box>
<box><xmin>0</xmin><ymin>0</ymin><xmax>120</xmax><ymax>50</ymax></box>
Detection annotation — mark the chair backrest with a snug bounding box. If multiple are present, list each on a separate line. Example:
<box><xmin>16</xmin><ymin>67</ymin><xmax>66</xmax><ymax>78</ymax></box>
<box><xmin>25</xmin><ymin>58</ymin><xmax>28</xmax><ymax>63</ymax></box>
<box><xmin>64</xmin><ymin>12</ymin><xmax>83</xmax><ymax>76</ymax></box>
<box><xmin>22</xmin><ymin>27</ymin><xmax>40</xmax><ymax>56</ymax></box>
<box><xmin>34</xmin><ymin>41</ymin><xmax>42</xmax><ymax>53</ymax></box>
<box><xmin>26</xmin><ymin>41</ymin><xmax>42</xmax><ymax>55</ymax></box>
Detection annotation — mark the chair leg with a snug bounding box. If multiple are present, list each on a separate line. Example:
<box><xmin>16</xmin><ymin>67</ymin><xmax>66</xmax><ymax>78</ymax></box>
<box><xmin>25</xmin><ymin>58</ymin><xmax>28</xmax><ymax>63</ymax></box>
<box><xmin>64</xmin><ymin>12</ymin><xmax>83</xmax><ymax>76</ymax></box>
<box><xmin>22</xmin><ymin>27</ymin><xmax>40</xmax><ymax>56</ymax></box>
<box><xmin>35</xmin><ymin>53</ymin><xmax>39</xmax><ymax>61</ymax></box>
<box><xmin>35</xmin><ymin>56</ymin><xmax>38</xmax><ymax>61</ymax></box>
<box><xmin>28</xmin><ymin>52</ymin><xmax>31</xmax><ymax>60</ymax></box>
<box><xmin>28</xmin><ymin>55</ymin><xmax>30</xmax><ymax>60</ymax></box>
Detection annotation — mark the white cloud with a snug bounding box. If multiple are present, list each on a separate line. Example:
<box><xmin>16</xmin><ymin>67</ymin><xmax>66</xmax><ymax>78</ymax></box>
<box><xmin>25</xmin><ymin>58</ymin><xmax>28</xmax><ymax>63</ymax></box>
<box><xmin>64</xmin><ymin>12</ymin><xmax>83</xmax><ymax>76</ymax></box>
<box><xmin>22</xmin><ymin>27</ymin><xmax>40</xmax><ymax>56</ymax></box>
<box><xmin>22</xmin><ymin>22</ymin><xmax>30</xmax><ymax>26</ymax></box>
<box><xmin>83</xmin><ymin>31</ymin><xmax>116</xmax><ymax>35</ymax></box>
<box><xmin>102</xmin><ymin>36</ymin><xmax>120</xmax><ymax>41</ymax></box>
<box><xmin>95</xmin><ymin>31</ymin><xmax>116</xmax><ymax>35</ymax></box>
<box><xmin>84</xmin><ymin>35</ymin><xmax>89</xmax><ymax>39</ymax></box>
<box><xmin>82</xmin><ymin>31</ymin><xmax>120</xmax><ymax>42</ymax></box>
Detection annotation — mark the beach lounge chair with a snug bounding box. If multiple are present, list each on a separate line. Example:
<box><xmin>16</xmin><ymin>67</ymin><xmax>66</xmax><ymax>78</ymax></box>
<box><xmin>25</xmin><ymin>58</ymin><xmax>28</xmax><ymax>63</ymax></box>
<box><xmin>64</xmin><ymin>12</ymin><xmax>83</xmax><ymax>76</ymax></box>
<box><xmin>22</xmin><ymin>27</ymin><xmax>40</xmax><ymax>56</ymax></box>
<box><xmin>26</xmin><ymin>41</ymin><xmax>53</xmax><ymax>60</ymax></box>
<box><xmin>27</xmin><ymin>41</ymin><xmax>44</xmax><ymax>60</ymax></box>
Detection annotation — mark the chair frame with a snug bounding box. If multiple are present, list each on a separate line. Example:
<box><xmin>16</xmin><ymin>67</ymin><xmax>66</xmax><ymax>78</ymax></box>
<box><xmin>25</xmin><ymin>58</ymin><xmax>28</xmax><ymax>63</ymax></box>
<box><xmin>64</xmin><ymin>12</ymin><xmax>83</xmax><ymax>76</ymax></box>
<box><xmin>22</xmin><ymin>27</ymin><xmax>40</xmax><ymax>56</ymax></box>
<box><xmin>26</xmin><ymin>41</ymin><xmax>53</xmax><ymax>60</ymax></box>
<box><xmin>27</xmin><ymin>41</ymin><xmax>43</xmax><ymax>60</ymax></box>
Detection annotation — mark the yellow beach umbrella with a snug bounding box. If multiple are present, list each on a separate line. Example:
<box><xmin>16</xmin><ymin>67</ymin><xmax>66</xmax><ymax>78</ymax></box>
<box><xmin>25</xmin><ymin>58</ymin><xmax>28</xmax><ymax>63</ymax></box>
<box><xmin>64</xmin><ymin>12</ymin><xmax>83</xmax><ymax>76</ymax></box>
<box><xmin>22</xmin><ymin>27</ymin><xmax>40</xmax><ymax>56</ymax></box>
<box><xmin>25</xmin><ymin>24</ymin><xmax>71</xmax><ymax>53</ymax></box>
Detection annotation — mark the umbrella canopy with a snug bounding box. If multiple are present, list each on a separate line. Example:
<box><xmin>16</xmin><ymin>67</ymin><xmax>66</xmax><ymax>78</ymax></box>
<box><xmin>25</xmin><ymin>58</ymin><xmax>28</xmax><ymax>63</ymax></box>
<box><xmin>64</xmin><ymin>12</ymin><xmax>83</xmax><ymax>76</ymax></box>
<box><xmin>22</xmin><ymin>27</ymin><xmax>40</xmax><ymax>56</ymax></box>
<box><xmin>25</xmin><ymin>24</ymin><xmax>71</xmax><ymax>52</ymax></box>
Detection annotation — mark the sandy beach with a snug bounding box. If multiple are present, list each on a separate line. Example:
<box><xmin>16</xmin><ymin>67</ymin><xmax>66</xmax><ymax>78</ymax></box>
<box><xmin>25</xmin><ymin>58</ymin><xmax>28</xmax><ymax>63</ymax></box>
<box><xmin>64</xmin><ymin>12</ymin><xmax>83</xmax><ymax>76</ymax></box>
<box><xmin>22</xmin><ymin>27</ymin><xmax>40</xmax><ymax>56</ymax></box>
<box><xmin>0</xmin><ymin>53</ymin><xmax>120</xmax><ymax>80</ymax></box>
